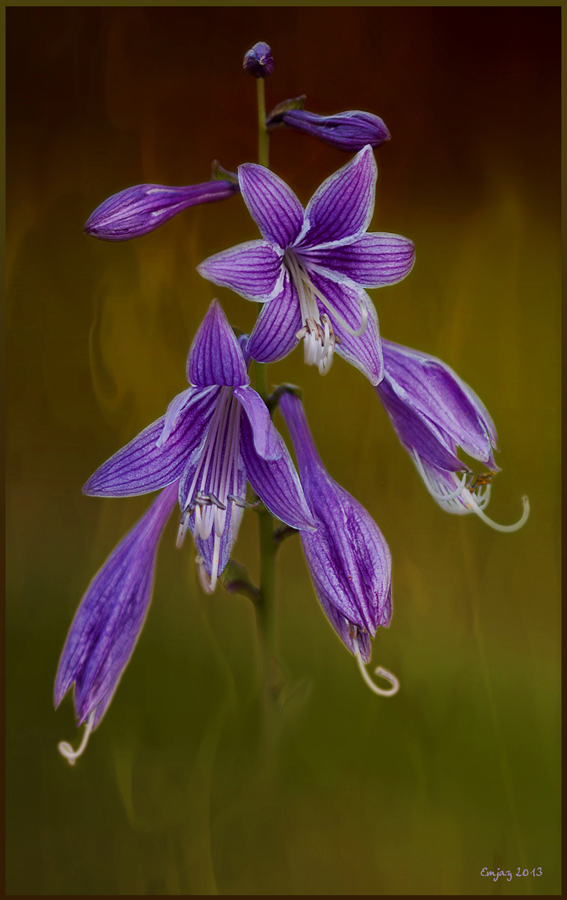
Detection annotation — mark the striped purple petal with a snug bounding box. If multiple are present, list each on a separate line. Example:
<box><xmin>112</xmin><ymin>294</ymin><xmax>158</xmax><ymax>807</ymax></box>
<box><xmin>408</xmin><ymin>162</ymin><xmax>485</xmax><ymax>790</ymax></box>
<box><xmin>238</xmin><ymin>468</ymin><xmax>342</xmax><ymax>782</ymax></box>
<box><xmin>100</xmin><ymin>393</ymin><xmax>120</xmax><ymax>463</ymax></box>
<box><xmin>376</xmin><ymin>375</ymin><xmax>467</xmax><ymax>473</ymax></box>
<box><xmin>187</xmin><ymin>299</ymin><xmax>249</xmax><ymax>388</ymax></box>
<box><xmin>295</xmin><ymin>145</ymin><xmax>377</xmax><ymax>249</ymax></box>
<box><xmin>54</xmin><ymin>482</ymin><xmax>178</xmax><ymax>725</ymax></box>
<box><xmin>84</xmin><ymin>389</ymin><xmax>216</xmax><ymax>497</ymax></box>
<box><xmin>197</xmin><ymin>240</ymin><xmax>284</xmax><ymax>302</ymax></box>
<box><xmin>280</xmin><ymin>392</ymin><xmax>392</xmax><ymax>640</ymax></box>
<box><xmin>381</xmin><ymin>340</ymin><xmax>498</xmax><ymax>467</ymax></box>
<box><xmin>331</xmin><ymin>295</ymin><xmax>385</xmax><ymax>386</ymax></box>
<box><xmin>302</xmin><ymin>232</ymin><xmax>415</xmax><ymax>288</ymax></box>
<box><xmin>246</xmin><ymin>270</ymin><xmax>302</xmax><ymax>364</ymax></box>
<box><xmin>238</xmin><ymin>163</ymin><xmax>305</xmax><ymax>248</ymax></box>
<box><xmin>239</xmin><ymin>415</ymin><xmax>317</xmax><ymax>532</ymax></box>
<box><xmin>234</xmin><ymin>385</ymin><xmax>282</xmax><ymax>461</ymax></box>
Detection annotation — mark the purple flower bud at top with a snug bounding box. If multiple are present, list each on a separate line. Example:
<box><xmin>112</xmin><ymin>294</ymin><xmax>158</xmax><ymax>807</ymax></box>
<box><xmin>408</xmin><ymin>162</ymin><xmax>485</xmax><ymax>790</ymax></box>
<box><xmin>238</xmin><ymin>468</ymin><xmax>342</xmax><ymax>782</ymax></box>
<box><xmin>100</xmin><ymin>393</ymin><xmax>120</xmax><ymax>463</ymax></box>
<box><xmin>84</xmin><ymin>180</ymin><xmax>239</xmax><ymax>242</ymax></box>
<box><xmin>243</xmin><ymin>41</ymin><xmax>275</xmax><ymax>78</ymax></box>
<box><xmin>281</xmin><ymin>109</ymin><xmax>390</xmax><ymax>152</ymax></box>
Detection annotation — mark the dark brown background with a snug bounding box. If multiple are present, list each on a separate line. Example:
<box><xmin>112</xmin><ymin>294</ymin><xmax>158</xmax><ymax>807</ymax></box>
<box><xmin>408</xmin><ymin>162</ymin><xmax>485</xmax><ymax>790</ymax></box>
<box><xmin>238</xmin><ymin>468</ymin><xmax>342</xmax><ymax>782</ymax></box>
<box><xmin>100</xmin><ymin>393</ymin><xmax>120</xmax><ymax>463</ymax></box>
<box><xmin>7</xmin><ymin>7</ymin><xmax>560</xmax><ymax>894</ymax></box>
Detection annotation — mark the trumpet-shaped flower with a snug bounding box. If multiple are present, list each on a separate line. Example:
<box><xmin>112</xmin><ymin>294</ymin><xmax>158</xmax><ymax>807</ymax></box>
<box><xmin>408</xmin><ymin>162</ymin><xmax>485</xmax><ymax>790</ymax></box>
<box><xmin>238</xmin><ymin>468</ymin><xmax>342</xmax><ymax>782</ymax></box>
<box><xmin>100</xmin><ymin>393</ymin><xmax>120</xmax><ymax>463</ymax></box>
<box><xmin>198</xmin><ymin>146</ymin><xmax>414</xmax><ymax>384</ymax></box>
<box><xmin>84</xmin><ymin>179</ymin><xmax>239</xmax><ymax>241</ymax></box>
<box><xmin>84</xmin><ymin>300</ymin><xmax>316</xmax><ymax>591</ymax></box>
<box><xmin>376</xmin><ymin>339</ymin><xmax>530</xmax><ymax>531</ymax></box>
<box><xmin>279</xmin><ymin>391</ymin><xmax>398</xmax><ymax>696</ymax></box>
<box><xmin>54</xmin><ymin>481</ymin><xmax>179</xmax><ymax>761</ymax></box>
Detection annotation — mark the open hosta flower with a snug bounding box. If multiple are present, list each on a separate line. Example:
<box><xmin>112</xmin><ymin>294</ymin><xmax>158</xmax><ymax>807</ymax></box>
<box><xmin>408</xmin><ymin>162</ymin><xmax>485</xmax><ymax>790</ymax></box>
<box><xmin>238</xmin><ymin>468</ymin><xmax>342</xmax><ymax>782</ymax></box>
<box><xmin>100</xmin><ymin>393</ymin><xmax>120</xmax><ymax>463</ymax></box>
<box><xmin>54</xmin><ymin>481</ymin><xmax>179</xmax><ymax>763</ymax></box>
<box><xmin>376</xmin><ymin>340</ymin><xmax>530</xmax><ymax>532</ymax></box>
<box><xmin>279</xmin><ymin>109</ymin><xmax>391</xmax><ymax>152</ymax></box>
<box><xmin>279</xmin><ymin>391</ymin><xmax>398</xmax><ymax>697</ymax></box>
<box><xmin>84</xmin><ymin>300</ymin><xmax>316</xmax><ymax>593</ymax></box>
<box><xmin>84</xmin><ymin>179</ymin><xmax>239</xmax><ymax>241</ymax></box>
<box><xmin>198</xmin><ymin>145</ymin><xmax>415</xmax><ymax>384</ymax></box>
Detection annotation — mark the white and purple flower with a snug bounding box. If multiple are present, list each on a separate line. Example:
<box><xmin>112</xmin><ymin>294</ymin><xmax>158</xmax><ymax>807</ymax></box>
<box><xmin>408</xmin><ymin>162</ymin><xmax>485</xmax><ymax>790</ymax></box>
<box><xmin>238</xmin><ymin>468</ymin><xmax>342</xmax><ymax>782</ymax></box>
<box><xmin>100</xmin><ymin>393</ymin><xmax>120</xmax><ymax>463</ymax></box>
<box><xmin>197</xmin><ymin>145</ymin><xmax>415</xmax><ymax>383</ymax></box>
<box><xmin>279</xmin><ymin>391</ymin><xmax>398</xmax><ymax>696</ymax></box>
<box><xmin>377</xmin><ymin>340</ymin><xmax>530</xmax><ymax>531</ymax></box>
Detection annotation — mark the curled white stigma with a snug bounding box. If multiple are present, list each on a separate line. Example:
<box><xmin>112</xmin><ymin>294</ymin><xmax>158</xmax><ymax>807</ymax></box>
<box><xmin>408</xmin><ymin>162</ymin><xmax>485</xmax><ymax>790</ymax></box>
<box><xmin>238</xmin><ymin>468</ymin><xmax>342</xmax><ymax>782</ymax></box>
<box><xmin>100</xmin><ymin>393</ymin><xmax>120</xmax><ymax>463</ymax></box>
<box><xmin>353</xmin><ymin>637</ymin><xmax>400</xmax><ymax>697</ymax></box>
<box><xmin>58</xmin><ymin>710</ymin><xmax>96</xmax><ymax>765</ymax></box>
<box><xmin>412</xmin><ymin>452</ymin><xmax>530</xmax><ymax>532</ymax></box>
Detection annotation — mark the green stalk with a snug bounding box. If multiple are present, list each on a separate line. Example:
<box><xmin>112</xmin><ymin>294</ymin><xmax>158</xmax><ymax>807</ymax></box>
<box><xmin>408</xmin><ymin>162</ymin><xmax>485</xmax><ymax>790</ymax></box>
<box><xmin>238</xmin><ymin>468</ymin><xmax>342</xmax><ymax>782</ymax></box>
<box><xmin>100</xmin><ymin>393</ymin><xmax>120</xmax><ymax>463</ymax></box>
<box><xmin>253</xmin><ymin>75</ymin><xmax>280</xmax><ymax>756</ymax></box>
<box><xmin>256</xmin><ymin>77</ymin><xmax>270</xmax><ymax>168</ymax></box>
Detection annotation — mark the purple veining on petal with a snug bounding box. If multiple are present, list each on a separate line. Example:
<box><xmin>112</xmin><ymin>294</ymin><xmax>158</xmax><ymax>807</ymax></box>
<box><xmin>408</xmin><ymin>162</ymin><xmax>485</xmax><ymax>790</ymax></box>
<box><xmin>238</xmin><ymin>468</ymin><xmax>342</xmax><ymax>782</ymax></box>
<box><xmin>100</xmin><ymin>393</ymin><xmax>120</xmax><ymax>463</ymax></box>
<box><xmin>296</xmin><ymin>145</ymin><xmax>377</xmax><ymax>248</ymax></box>
<box><xmin>280</xmin><ymin>392</ymin><xmax>392</xmax><ymax>653</ymax></box>
<box><xmin>197</xmin><ymin>240</ymin><xmax>284</xmax><ymax>302</ymax></box>
<box><xmin>234</xmin><ymin>385</ymin><xmax>282</xmax><ymax>460</ymax></box>
<box><xmin>282</xmin><ymin>109</ymin><xmax>390</xmax><ymax>152</ymax></box>
<box><xmin>246</xmin><ymin>271</ymin><xmax>302</xmax><ymax>364</ymax></box>
<box><xmin>303</xmin><ymin>233</ymin><xmax>415</xmax><ymax>288</ymax></box>
<box><xmin>84</xmin><ymin>181</ymin><xmax>238</xmax><ymax>242</ymax></box>
<box><xmin>238</xmin><ymin>164</ymin><xmax>304</xmax><ymax>248</ymax></box>
<box><xmin>188</xmin><ymin>299</ymin><xmax>250</xmax><ymax>388</ymax></box>
<box><xmin>376</xmin><ymin>376</ymin><xmax>467</xmax><ymax>473</ymax></box>
<box><xmin>239</xmin><ymin>414</ymin><xmax>317</xmax><ymax>532</ymax></box>
<box><xmin>380</xmin><ymin>340</ymin><xmax>498</xmax><ymax>468</ymax></box>
<box><xmin>83</xmin><ymin>388</ymin><xmax>217</xmax><ymax>498</ymax></box>
<box><xmin>55</xmin><ymin>481</ymin><xmax>179</xmax><ymax>725</ymax></box>
<box><xmin>332</xmin><ymin>296</ymin><xmax>385</xmax><ymax>386</ymax></box>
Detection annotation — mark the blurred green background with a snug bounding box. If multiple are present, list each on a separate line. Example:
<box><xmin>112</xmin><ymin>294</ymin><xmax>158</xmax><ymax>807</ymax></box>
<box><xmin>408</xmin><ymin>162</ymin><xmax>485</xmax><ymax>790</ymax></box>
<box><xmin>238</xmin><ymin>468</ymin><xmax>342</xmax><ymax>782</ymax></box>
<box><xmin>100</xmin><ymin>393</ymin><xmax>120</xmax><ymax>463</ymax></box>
<box><xmin>6</xmin><ymin>7</ymin><xmax>560</xmax><ymax>895</ymax></box>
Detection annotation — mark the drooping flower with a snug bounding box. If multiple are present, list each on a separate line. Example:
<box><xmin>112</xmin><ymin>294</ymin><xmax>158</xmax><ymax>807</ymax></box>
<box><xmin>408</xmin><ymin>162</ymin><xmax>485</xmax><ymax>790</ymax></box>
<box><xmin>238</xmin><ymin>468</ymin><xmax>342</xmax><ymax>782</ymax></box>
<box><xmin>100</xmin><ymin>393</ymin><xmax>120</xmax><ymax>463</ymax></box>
<box><xmin>84</xmin><ymin>299</ymin><xmax>316</xmax><ymax>592</ymax></box>
<box><xmin>278</xmin><ymin>109</ymin><xmax>391</xmax><ymax>152</ymax></box>
<box><xmin>243</xmin><ymin>41</ymin><xmax>275</xmax><ymax>78</ymax></box>
<box><xmin>54</xmin><ymin>481</ymin><xmax>179</xmax><ymax>762</ymax></box>
<box><xmin>197</xmin><ymin>145</ymin><xmax>415</xmax><ymax>384</ymax></box>
<box><xmin>279</xmin><ymin>390</ymin><xmax>398</xmax><ymax>696</ymax></box>
<box><xmin>84</xmin><ymin>179</ymin><xmax>239</xmax><ymax>242</ymax></box>
<box><xmin>376</xmin><ymin>339</ymin><xmax>530</xmax><ymax>531</ymax></box>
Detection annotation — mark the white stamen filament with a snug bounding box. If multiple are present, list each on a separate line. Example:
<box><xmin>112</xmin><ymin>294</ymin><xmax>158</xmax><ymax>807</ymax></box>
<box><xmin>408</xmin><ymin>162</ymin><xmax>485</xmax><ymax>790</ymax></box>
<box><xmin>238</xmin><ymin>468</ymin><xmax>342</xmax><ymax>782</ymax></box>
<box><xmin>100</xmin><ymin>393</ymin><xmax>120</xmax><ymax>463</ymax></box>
<box><xmin>305</xmin><ymin>270</ymin><xmax>369</xmax><ymax>338</ymax></box>
<box><xmin>412</xmin><ymin>452</ymin><xmax>530</xmax><ymax>532</ymax></box>
<box><xmin>352</xmin><ymin>637</ymin><xmax>400</xmax><ymax>697</ymax></box>
<box><xmin>286</xmin><ymin>250</ymin><xmax>370</xmax><ymax>376</ymax></box>
<box><xmin>178</xmin><ymin>388</ymin><xmax>242</xmax><ymax>593</ymax></box>
<box><xmin>58</xmin><ymin>711</ymin><xmax>96</xmax><ymax>765</ymax></box>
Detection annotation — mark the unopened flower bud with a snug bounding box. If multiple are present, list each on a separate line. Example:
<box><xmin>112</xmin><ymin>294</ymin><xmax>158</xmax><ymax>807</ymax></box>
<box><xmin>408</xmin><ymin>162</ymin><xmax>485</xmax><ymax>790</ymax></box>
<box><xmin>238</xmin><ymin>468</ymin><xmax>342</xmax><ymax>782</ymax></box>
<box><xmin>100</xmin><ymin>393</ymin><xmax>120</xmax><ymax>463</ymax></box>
<box><xmin>84</xmin><ymin>179</ymin><xmax>239</xmax><ymax>242</ymax></box>
<box><xmin>243</xmin><ymin>41</ymin><xmax>274</xmax><ymax>79</ymax></box>
<box><xmin>281</xmin><ymin>109</ymin><xmax>390</xmax><ymax>152</ymax></box>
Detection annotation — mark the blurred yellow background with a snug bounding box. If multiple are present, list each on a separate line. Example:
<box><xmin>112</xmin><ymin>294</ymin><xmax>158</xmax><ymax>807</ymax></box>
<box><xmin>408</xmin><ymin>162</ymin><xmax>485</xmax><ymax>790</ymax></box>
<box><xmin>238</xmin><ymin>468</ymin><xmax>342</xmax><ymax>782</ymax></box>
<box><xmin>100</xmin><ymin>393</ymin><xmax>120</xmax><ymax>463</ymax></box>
<box><xmin>6</xmin><ymin>7</ymin><xmax>560</xmax><ymax>895</ymax></box>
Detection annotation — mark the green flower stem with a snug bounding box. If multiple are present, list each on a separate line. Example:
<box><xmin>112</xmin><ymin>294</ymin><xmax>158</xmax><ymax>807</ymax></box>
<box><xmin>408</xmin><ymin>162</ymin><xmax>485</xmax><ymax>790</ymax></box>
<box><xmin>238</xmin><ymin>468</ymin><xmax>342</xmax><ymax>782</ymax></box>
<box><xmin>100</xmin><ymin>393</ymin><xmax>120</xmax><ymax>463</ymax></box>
<box><xmin>253</xmin><ymin>75</ymin><xmax>281</xmax><ymax>756</ymax></box>
<box><xmin>257</xmin><ymin>77</ymin><xmax>270</xmax><ymax>169</ymax></box>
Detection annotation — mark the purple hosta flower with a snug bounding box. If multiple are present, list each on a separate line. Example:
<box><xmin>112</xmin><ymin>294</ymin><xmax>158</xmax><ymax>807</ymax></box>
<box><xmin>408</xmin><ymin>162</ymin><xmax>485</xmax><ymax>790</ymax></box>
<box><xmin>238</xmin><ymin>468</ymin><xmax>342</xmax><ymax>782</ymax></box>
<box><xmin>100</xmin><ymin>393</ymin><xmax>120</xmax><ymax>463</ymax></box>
<box><xmin>279</xmin><ymin>391</ymin><xmax>399</xmax><ymax>697</ymax></box>
<box><xmin>54</xmin><ymin>481</ymin><xmax>179</xmax><ymax>764</ymax></box>
<box><xmin>84</xmin><ymin>299</ymin><xmax>316</xmax><ymax>593</ymax></box>
<box><xmin>280</xmin><ymin>109</ymin><xmax>391</xmax><ymax>152</ymax></box>
<box><xmin>377</xmin><ymin>339</ymin><xmax>530</xmax><ymax>532</ymax></box>
<box><xmin>197</xmin><ymin>145</ymin><xmax>415</xmax><ymax>384</ymax></box>
<box><xmin>243</xmin><ymin>41</ymin><xmax>275</xmax><ymax>78</ymax></box>
<box><xmin>85</xmin><ymin>179</ymin><xmax>239</xmax><ymax>242</ymax></box>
